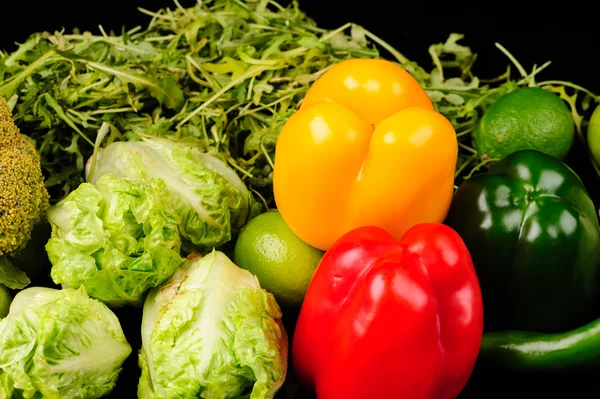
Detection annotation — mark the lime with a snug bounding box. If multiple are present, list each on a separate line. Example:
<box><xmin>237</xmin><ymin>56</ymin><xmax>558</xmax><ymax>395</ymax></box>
<box><xmin>0</xmin><ymin>285</ymin><xmax>11</xmax><ymax>319</ymax></box>
<box><xmin>475</xmin><ymin>87</ymin><xmax>575</xmax><ymax>160</ymax></box>
<box><xmin>587</xmin><ymin>104</ymin><xmax>600</xmax><ymax>167</ymax></box>
<box><xmin>233</xmin><ymin>210</ymin><xmax>324</xmax><ymax>309</ymax></box>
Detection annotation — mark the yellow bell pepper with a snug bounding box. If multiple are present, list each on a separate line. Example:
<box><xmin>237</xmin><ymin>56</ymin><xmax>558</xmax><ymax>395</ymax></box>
<box><xmin>273</xmin><ymin>58</ymin><xmax>458</xmax><ymax>251</ymax></box>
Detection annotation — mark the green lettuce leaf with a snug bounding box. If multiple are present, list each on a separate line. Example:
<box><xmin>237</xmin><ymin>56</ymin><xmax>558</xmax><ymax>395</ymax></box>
<box><xmin>86</xmin><ymin>137</ymin><xmax>249</xmax><ymax>252</ymax></box>
<box><xmin>0</xmin><ymin>286</ymin><xmax>131</xmax><ymax>399</ymax></box>
<box><xmin>138</xmin><ymin>251</ymin><xmax>288</xmax><ymax>399</ymax></box>
<box><xmin>46</xmin><ymin>174</ymin><xmax>184</xmax><ymax>307</ymax></box>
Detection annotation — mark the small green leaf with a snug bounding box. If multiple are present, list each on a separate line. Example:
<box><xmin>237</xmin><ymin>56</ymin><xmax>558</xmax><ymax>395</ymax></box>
<box><xmin>148</xmin><ymin>75</ymin><xmax>185</xmax><ymax>111</ymax></box>
<box><xmin>203</xmin><ymin>56</ymin><xmax>249</xmax><ymax>79</ymax></box>
<box><xmin>0</xmin><ymin>256</ymin><xmax>30</xmax><ymax>290</ymax></box>
<box><xmin>297</xmin><ymin>36</ymin><xmax>327</xmax><ymax>51</ymax></box>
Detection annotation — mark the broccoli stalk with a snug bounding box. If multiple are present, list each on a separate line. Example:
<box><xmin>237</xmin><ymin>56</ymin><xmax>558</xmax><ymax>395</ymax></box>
<box><xmin>0</xmin><ymin>95</ymin><xmax>50</xmax><ymax>289</ymax></box>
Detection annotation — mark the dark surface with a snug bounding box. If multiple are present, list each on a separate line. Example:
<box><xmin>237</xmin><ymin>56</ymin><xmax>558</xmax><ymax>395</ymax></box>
<box><xmin>3</xmin><ymin>0</ymin><xmax>600</xmax><ymax>398</ymax></box>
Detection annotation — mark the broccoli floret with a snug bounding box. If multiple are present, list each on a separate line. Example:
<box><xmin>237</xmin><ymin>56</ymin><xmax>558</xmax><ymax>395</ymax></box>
<box><xmin>0</xmin><ymin>96</ymin><xmax>50</xmax><ymax>256</ymax></box>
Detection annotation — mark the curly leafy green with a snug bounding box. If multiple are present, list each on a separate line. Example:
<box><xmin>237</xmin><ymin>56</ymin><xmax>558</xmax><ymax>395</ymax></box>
<box><xmin>87</xmin><ymin>136</ymin><xmax>251</xmax><ymax>252</ymax></box>
<box><xmin>0</xmin><ymin>286</ymin><xmax>131</xmax><ymax>399</ymax></box>
<box><xmin>139</xmin><ymin>251</ymin><xmax>288</xmax><ymax>399</ymax></box>
<box><xmin>46</xmin><ymin>174</ymin><xmax>184</xmax><ymax>307</ymax></box>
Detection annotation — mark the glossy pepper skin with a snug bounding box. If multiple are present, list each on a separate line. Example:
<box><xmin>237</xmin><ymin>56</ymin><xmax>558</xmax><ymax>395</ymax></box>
<box><xmin>292</xmin><ymin>223</ymin><xmax>483</xmax><ymax>399</ymax></box>
<box><xmin>273</xmin><ymin>58</ymin><xmax>458</xmax><ymax>251</ymax></box>
<box><xmin>445</xmin><ymin>149</ymin><xmax>600</xmax><ymax>334</ymax></box>
<box><xmin>479</xmin><ymin>316</ymin><xmax>600</xmax><ymax>371</ymax></box>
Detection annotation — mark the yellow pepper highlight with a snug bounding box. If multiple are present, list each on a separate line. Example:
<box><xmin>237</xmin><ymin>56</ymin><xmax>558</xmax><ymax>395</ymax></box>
<box><xmin>273</xmin><ymin>58</ymin><xmax>458</xmax><ymax>251</ymax></box>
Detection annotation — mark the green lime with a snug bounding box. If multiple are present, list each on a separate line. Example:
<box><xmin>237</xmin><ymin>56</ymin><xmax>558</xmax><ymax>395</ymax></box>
<box><xmin>587</xmin><ymin>105</ymin><xmax>600</xmax><ymax>167</ymax></box>
<box><xmin>475</xmin><ymin>87</ymin><xmax>575</xmax><ymax>160</ymax></box>
<box><xmin>233</xmin><ymin>210</ymin><xmax>324</xmax><ymax>309</ymax></box>
<box><xmin>0</xmin><ymin>285</ymin><xmax>11</xmax><ymax>319</ymax></box>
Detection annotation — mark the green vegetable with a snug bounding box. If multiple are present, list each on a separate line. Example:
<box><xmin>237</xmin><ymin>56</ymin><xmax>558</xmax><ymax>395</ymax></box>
<box><xmin>0</xmin><ymin>256</ymin><xmax>30</xmax><ymax>292</ymax></box>
<box><xmin>445</xmin><ymin>149</ymin><xmax>600</xmax><ymax>371</ymax></box>
<box><xmin>0</xmin><ymin>285</ymin><xmax>10</xmax><ymax>319</ymax></box>
<box><xmin>475</xmin><ymin>87</ymin><xmax>575</xmax><ymax>160</ymax></box>
<box><xmin>87</xmin><ymin>136</ymin><xmax>251</xmax><ymax>252</ymax></box>
<box><xmin>46</xmin><ymin>173</ymin><xmax>184</xmax><ymax>307</ymax></box>
<box><xmin>138</xmin><ymin>250</ymin><xmax>288</xmax><ymax>399</ymax></box>
<box><xmin>586</xmin><ymin>104</ymin><xmax>600</xmax><ymax>167</ymax></box>
<box><xmin>0</xmin><ymin>95</ymin><xmax>50</xmax><ymax>289</ymax></box>
<box><xmin>0</xmin><ymin>286</ymin><xmax>132</xmax><ymax>399</ymax></box>
<box><xmin>479</xmin><ymin>317</ymin><xmax>600</xmax><ymax>371</ymax></box>
<box><xmin>1</xmin><ymin>0</ymin><xmax>596</xmax><ymax>209</ymax></box>
<box><xmin>0</xmin><ymin>0</ymin><xmax>383</xmax><ymax>207</ymax></box>
<box><xmin>446</xmin><ymin>149</ymin><xmax>600</xmax><ymax>334</ymax></box>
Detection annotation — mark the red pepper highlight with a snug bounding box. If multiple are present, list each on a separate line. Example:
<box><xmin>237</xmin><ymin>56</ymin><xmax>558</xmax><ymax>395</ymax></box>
<box><xmin>292</xmin><ymin>223</ymin><xmax>484</xmax><ymax>399</ymax></box>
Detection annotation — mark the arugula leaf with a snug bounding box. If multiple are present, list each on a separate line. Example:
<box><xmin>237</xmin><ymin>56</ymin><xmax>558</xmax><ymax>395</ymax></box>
<box><xmin>0</xmin><ymin>0</ymin><xmax>597</xmax><ymax>208</ymax></box>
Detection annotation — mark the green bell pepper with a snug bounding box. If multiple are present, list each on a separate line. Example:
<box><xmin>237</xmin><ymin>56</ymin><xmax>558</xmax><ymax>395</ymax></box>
<box><xmin>445</xmin><ymin>149</ymin><xmax>600</xmax><ymax>370</ymax></box>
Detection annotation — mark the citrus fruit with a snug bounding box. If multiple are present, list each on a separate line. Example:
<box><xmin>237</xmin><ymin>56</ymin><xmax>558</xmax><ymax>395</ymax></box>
<box><xmin>0</xmin><ymin>285</ymin><xmax>10</xmax><ymax>319</ymax></box>
<box><xmin>475</xmin><ymin>87</ymin><xmax>575</xmax><ymax>160</ymax></box>
<box><xmin>587</xmin><ymin>104</ymin><xmax>600</xmax><ymax>167</ymax></box>
<box><xmin>233</xmin><ymin>210</ymin><xmax>324</xmax><ymax>308</ymax></box>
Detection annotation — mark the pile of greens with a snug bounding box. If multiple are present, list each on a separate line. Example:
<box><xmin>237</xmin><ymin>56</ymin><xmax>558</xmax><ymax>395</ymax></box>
<box><xmin>2</xmin><ymin>0</ymin><xmax>600</xmax><ymax>398</ymax></box>
<box><xmin>1</xmin><ymin>0</ymin><xmax>383</xmax><ymax>207</ymax></box>
<box><xmin>2</xmin><ymin>0</ymin><xmax>597</xmax><ymax>209</ymax></box>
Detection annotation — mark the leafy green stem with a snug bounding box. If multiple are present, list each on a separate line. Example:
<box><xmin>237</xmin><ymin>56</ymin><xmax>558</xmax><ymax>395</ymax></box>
<box><xmin>495</xmin><ymin>43</ymin><xmax>528</xmax><ymax>78</ymax></box>
<box><xmin>537</xmin><ymin>80</ymin><xmax>600</xmax><ymax>101</ymax></box>
<box><xmin>359</xmin><ymin>25</ymin><xmax>410</xmax><ymax>64</ymax></box>
<box><xmin>0</xmin><ymin>50</ymin><xmax>56</xmax><ymax>97</ymax></box>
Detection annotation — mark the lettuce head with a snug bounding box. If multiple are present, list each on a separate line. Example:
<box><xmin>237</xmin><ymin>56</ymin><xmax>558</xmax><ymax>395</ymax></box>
<box><xmin>138</xmin><ymin>251</ymin><xmax>288</xmax><ymax>399</ymax></box>
<box><xmin>86</xmin><ymin>137</ymin><xmax>251</xmax><ymax>252</ymax></box>
<box><xmin>0</xmin><ymin>286</ymin><xmax>132</xmax><ymax>399</ymax></box>
<box><xmin>46</xmin><ymin>174</ymin><xmax>184</xmax><ymax>307</ymax></box>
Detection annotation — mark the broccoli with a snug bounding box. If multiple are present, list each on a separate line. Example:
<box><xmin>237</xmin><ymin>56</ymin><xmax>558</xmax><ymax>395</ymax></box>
<box><xmin>0</xmin><ymin>95</ymin><xmax>50</xmax><ymax>257</ymax></box>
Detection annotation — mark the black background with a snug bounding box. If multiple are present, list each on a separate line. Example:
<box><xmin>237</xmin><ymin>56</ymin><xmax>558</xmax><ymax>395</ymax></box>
<box><xmin>3</xmin><ymin>1</ymin><xmax>600</xmax><ymax>398</ymax></box>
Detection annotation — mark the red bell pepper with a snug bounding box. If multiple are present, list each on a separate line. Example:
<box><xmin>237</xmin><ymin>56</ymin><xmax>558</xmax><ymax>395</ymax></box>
<box><xmin>291</xmin><ymin>223</ymin><xmax>483</xmax><ymax>399</ymax></box>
